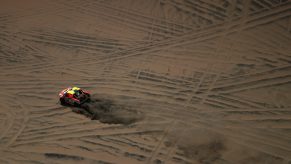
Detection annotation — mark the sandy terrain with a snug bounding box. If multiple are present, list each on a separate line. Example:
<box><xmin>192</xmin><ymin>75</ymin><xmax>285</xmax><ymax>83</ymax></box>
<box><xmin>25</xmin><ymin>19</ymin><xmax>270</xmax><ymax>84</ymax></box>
<box><xmin>1</xmin><ymin>0</ymin><xmax>291</xmax><ymax>163</ymax></box>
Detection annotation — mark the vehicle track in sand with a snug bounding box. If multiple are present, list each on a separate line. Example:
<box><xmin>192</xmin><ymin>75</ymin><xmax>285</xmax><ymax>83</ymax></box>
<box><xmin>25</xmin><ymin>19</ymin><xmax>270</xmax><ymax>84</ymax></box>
<box><xmin>1</xmin><ymin>0</ymin><xmax>291</xmax><ymax>163</ymax></box>
<box><xmin>1</xmin><ymin>0</ymin><xmax>289</xmax><ymax>74</ymax></box>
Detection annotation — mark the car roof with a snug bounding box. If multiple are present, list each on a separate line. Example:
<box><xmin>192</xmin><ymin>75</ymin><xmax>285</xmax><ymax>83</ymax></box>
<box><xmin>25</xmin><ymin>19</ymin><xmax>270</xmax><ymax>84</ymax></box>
<box><xmin>72</xmin><ymin>87</ymin><xmax>80</xmax><ymax>90</ymax></box>
<box><xmin>66</xmin><ymin>87</ymin><xmax>81</xmax><ymax>95</ymax></box>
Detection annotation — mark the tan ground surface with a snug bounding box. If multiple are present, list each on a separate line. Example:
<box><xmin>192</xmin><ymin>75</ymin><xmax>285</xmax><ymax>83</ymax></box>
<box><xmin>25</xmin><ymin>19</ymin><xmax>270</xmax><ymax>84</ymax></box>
<box><xmin>1</xmin><ymin>0</ymin><xmax>291</xmax><ymax>163</ymax></box>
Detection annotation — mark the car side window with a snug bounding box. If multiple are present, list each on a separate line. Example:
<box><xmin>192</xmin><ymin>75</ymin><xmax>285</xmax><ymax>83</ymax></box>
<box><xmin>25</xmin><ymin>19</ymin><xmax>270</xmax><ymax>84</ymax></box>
<box><xmin>76</xmin><ymin>90</ymin><xmax>81</xmax><ymax>96</ymax></box>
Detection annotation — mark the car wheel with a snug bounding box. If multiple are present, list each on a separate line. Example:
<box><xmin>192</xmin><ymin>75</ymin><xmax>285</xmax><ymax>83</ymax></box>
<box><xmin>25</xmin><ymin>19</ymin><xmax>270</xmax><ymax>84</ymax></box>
<box><xmin>60</xmin><ymin>98</ymin><xmax>66</xmax><ymax>105</ymax></box>
<box><xmin>74</xmin><ymin>102</ymin><xmax>80</xmax><ymax>107</ymax></box>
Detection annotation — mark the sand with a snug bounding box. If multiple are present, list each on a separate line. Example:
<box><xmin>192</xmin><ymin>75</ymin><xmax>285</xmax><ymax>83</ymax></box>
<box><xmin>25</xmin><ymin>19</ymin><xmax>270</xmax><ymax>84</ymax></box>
<box><xmin>1</xmin><ymin>0</ymin><xmax>291</xmax><ymax>163</ymax></box>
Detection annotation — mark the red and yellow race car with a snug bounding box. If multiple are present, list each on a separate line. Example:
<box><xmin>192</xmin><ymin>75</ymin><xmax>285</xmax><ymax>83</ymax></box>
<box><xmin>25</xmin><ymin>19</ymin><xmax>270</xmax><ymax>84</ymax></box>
<box><xmin>59</xmin><ymin>87</ymin><xmax>90</xmax><ymax>106</ymax></box>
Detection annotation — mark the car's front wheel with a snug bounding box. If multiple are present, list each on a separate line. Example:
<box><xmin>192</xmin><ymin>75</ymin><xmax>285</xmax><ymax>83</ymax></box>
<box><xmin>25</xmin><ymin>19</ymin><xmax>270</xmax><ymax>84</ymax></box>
<box><xmin>60</xmin><ymin>98</ymin><xmax>66</xmax><ymax>105</ymax></box>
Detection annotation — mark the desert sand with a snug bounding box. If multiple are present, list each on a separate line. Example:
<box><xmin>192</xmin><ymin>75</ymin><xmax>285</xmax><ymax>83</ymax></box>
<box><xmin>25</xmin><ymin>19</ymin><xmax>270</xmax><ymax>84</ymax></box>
<box><xmin>1</xmin><ymin>0</ymin><xmax>291</xmax><ymax>163</ymax></box>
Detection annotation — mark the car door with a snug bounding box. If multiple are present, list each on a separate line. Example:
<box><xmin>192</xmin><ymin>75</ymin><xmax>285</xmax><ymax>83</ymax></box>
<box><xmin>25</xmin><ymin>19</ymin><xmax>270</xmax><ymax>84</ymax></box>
<box><xmin>65</xmin><ymin>93</ymin><xmax>74</xmax><ymax>105</ymax></box>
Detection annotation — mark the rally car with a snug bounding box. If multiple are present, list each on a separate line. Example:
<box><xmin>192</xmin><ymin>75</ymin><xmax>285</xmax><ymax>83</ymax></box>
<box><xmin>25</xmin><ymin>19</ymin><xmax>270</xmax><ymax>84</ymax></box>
<box><xmin>59</xmin><ymin>87</ymin><xmax>91</xmax><ymax>106</ymax></box>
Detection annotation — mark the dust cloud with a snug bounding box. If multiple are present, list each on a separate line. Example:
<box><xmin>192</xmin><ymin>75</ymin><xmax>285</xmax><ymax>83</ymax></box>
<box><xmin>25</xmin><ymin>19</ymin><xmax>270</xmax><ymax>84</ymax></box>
<box><xmin>86</xmin><ymin>94</ymin><xmax>144</xmax><ymax>125</ymax></box>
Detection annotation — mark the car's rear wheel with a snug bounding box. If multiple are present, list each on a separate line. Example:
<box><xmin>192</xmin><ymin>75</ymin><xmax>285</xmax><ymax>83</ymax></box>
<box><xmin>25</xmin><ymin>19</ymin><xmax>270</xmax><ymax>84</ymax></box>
<box><xmin>85</xmin><ymin>93</ymin><xmax>91</xmax><ymax>102</ymax></box>
<box><xmin>74</xmin><ymin>102</ymin><xmax>80</xmax><ymax>107</ymax></box>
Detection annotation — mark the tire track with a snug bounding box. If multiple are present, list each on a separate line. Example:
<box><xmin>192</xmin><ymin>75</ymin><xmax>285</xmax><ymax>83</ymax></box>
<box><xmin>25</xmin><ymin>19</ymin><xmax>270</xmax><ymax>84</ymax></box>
<box><xmin>1</xmin><ymin>1</ymin><xmax>289</xmax><ymax>75</ymax></box>
<box><xmin>1</xmin><ymin>0</ymin><xmax>291</xmax><ymax>163</ymax></box>
<box><xmin>147</xmin><ymin>120</ymin><xmax>176</xmax><ymax>164</ymax></box>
